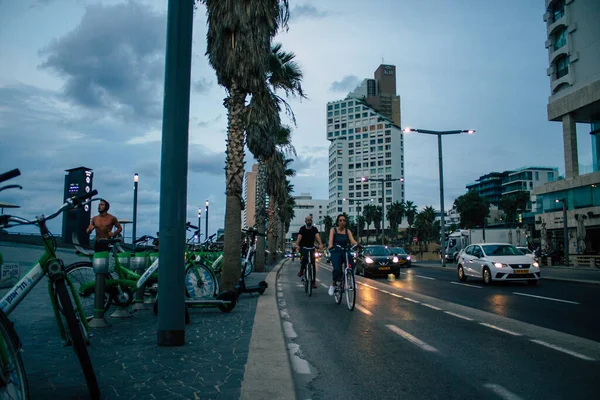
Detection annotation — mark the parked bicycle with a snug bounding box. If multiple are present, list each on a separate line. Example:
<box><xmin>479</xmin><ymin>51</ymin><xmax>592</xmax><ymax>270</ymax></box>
<box><xmin>0</xmin><ymin>170</ymin><xmax>100</xmax><ymax>399</ymax></box>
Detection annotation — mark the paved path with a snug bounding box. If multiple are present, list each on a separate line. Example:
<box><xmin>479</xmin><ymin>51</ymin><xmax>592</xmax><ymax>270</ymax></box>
<box><xmin>0</xmin><ymin>242</ymin><xmax>293</xmax><ymax>399</ymax></box>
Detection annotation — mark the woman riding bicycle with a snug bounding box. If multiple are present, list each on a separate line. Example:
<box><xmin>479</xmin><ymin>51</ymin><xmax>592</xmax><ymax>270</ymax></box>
<box><xmin>327</xmin><ymin>214</ymin><xmax>358</xmax><ymax>296</ymax></box>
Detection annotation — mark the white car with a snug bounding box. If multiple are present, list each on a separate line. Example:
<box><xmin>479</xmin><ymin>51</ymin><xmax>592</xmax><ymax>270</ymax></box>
<box><xmin>457</xmin><ymin>243</ymin><xmax>540</xmax><ymax>285</ymax></box>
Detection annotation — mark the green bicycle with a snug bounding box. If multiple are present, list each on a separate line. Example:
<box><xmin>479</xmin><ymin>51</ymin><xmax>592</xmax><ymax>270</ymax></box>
<box><xmin>0</xmin><ymin>175</ymin><xmax>100</xmax><ymax>399</ymax></box>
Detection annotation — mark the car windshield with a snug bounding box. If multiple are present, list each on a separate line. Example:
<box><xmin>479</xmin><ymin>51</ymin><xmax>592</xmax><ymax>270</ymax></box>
<box><xmin>391</xmin><ymin>247</ymin><xmax>407</xmax><ymax>254</ymax></box>
<box><xmin>364</xmin><ymin>247</ymin><xmax>391</xmax><ymax>256</ymax></box>
<box><xmin>482</xmin><ymin>244</ymin><xmax>523</xmax><ymax>256</ymax></box>
<box><xmin>518</xmin><ymin>247</ymin><xmax>532</xmax><ymax>254</ymax></box>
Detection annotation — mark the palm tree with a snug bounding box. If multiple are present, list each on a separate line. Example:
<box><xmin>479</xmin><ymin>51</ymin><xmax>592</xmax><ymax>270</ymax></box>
<box><xmin>387</xmin><ymin>201</ymin><xmax>406</xmax><ymax>240</ymax></box>
<box><xmin>201</xmin><ymin>0</ymin><xmax>291</xmax><ymax>291</ymax></box>
<box><xmin>363</xmin><ymin>204</ymin><xmax>378</xmax><ymax>243</ymax></box>
<box><xmin>405</xmin><ymin>201</ymin><xmax>418</xmax><ymax>242</ymax></box>
<box><xmin>421</xmin><ymin>206</ymin><xmax>436</xmax><ymax>242</ymax></box>
<box><xmin>356</xmin><ymin>215</ymin><xmax>366</xmax><ymax>242</ymax></box>
<box><xmin>322</xmin><ymin>215</ymin><xmax>333</xmax><ymax>245</ymax></box>
<box><xmin>373</xmin><ymin>205</ymin><xmax>383</xmax><ymax>240</ymax></box>
<box><xmin>266</xmin><ymin>157</ymin><xmax>295</xmax><ymax>260</ymax></box>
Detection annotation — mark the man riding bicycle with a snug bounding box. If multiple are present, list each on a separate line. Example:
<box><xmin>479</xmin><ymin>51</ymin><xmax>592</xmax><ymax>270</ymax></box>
<box><xmin>295</xmin><ymin>215</ymin><xmax>324</xmax><ymax>289</ymax></box>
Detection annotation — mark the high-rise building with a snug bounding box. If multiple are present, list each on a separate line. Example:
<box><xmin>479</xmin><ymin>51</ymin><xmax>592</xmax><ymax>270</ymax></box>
<box><xmin>327</xmin><ymin>64</ymin><xmax>405</xmax><ymax>229</ymax></box>
<box><xmin>242</xmin><ymin>164</ymin><xmax>258</xmax><ymax>228</ymax></box>
<box><xmin>534</xmin><ymin>0</ymin><xmax>600</xmax><ymax>254</ymax></box>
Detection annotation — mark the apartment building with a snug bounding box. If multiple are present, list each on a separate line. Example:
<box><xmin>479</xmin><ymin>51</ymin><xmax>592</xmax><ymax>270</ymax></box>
<box><xmin>286</xmin><ymin>193</ymin><xmax>329</xmax><ymax>241</ymax></box>
<box><xmin>242</xmin><ymin>164</ymin><xmax>258</xmax><ymax>229</ymax></box>
<box><xmin>327</xmin><ymin>64</ymin><xmax>405</xmax><ymax>229</ymax></box>
<box><xmin>534</xmin><ymin>0</ymin><xmax>600</xmax><ymax>255</ymax></box>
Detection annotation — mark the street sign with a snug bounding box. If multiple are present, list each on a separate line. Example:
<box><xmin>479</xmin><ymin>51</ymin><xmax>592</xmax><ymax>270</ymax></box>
<box><xmin>413</xmin><ymin>237</ymin><xmax>418</xmax><ymax>244</ymax></box>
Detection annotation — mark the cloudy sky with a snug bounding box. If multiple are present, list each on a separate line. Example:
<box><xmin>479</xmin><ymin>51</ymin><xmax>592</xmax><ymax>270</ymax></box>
<box><xmin>0</xmin><ymin>0</ymin><xmax>594</xmax><ymax>239</ymax></box>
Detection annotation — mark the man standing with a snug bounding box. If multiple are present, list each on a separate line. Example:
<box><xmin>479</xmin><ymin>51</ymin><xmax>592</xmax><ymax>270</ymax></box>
<box><xmin>86</xmin><ymin>199</ymin><xmax>122</xmax><ymax>252</ymax></box>
<box><xmin>295</xmin><ymin>215</ymin><xmax>324</xmax><ymax>289</ymax></box>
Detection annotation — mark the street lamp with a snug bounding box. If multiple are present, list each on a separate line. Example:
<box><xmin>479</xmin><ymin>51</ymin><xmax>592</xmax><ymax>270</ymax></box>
<box><xmin>361</xmin><ymin>177</ymin><xmax>404</xmax><ymax>245</ymax></box>
<box><xmin>403</xmin><ymin>127</ymin><xmax>475</xmax><ymax>267</ymax></box>
<box><xmin>197</xmin><ymin>208</ymin><xmax>202</xmax><ymax>244</ymax></box>
<box><xmin>132</xmin><ymin>173</ymin><xmax>139</xmax><ymax>244</ymax></box>
<box><xmin>205</xmin><ymin>200</ymin><xmax>209</xmax><ymax>240</ymax></box>
<box><xmin>556</xmin><ymin>198</ymin><xmax>568</xmax><ymax>266</ymax></box>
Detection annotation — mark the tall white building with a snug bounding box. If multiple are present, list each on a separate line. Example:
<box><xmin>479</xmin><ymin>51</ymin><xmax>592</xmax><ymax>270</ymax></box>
<box><xmin>286</xmin><ymin>193</ymin><xmax>329</xmax><ymax>240</ymax></box>
<box><xmin>326</xmin><ymin>64</ymin><xmax>405</xmax><ymax>229</ymax></box>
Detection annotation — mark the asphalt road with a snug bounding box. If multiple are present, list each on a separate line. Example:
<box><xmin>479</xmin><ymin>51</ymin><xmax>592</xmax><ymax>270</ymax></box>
<box><xmin>279</xmin><ymin>260</ymin><xmax>600</xmax><ymax>400</ymax></box>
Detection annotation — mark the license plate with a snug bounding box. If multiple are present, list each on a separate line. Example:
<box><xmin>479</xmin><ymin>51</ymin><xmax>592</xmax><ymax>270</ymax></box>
<box><xmin>514</xmin><ymin>269</ymin><xmax>529</xmax><ymax>274</ymax></box>
<box><xmin>379</xmin><ymin>267</ymin><xmax>390</xmax><ymax>270</ymax></box>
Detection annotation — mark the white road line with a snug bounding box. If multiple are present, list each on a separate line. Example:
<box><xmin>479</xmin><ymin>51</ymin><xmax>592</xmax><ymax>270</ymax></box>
<box><xmin>422</xmin><ymin>303</ymin><xmax>442</xmax><ymax>311</ymax></box>
<box><xmin>355</xmin><ymin>304</ymin><xmax>373</xmax><ymax>316</ymax></box>
<box><xmin>479</xmin><ymin>323</ymin><xmax>522</xmax><ymax>336</ymax></box>
<box><xmin>483</xmin><ymin>383</ymin><xmax>523</xmax><ymax>400</ymax></box>
<box><xmin>530</xmin><ymin>339</ymin><xmax>595</xmax><ymax>361</ymax></box>
<box><xmin>403</xmin><ymin>297</ymin><xmax>420</xmax><ymax>304</ymax></box>
<box><xmin>513</xmin><ymin>292</ymin><xmax>580</xmax><ymax>305</ymax></box>
<box><xmin>320</xmin><ymin>283</ymin><xmax>329</xmax><ymax>289</ymax></box>
<box><xmin>450</xmin><ymin>281</ymin><xmax>482</xmax><ymax>289</ymax></box>
<box><xmin>283</xmin><ymin>321</ymin><xmax>298</xmax><ymax>339</ymax></box>
<box><xmin>415</xmin><ymin>275</ymin><xmax>436</xmax><ymax>280</ymax></box>
<box><xmin>390</xmin><ymin>293</ymin><xmax>403</xmax><ymax>299</ymax></box>
<box><xmin>444</xmin><ymin>311</ymin><xmax>474</xmax><ymax>321</ymax></box>
<box><xmin>386</xmin><ymin>325</ymin><xmax>438</xmax><ymax>352</ymax></box>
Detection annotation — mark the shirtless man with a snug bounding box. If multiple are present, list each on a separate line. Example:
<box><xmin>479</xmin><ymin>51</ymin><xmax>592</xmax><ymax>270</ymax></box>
<box><xmin>86</xmin><ymin>199</ymin><xmax>122</xmax><ymax>252</ymax></box>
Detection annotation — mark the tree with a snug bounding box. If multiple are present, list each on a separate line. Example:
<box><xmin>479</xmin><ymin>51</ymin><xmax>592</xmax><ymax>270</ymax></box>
<box><xmin>322</xmin><ymin>215</ymin><xmax>333</xmax><ymax>244</ymax></box>
<box><xmin>499</xmin><ymin>191</ymin><xmax>530</xmax><ymax>224</ymax></box>
<box><xmin>373</xmin><ymin>205</ymin><xmax>383</xmax><ymax>239</ymax></box>
<box><xmin>387</xmin><ymin>201</ymin><xmax>405</xmax><ymax>239</ymax></box>
<box><xmin>454</xmin><ymin>190</ymin><xmax>490</xmax><ymax>229</ymax></box>
<box><xmin>404</xmin><ymin>201</ymin><xmax>418</xmax><ymax>239</ymax></box>
<box><xmin>356</xmin><ymin>215</ymin><xmax>366</xmax><ymax>242</ymax></box>
<box><xmin>363</xmin><ymin>204</ymin><xmax>378</xmax><ymax>243</ymax></box>
<box><xmin>201</xmin><ymin>0</ymin><xmax>291</xmax><ymax>291</ymax></box>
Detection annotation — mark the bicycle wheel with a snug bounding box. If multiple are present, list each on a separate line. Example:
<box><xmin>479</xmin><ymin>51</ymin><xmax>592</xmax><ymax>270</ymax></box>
<box><xmin>53</xmin><ymin>278</ymin><xmax>101</xmax><ymax>400</ymax></box>
<box><xmin>0</xmin><ymin>310</ymin><xmax>28</xmax><ymax>399</ymax></box>
<box><xmin>307</xmin><ymin>262</ymin><xmax>313</xmax><ymax>297</ymax></box>
<box><xmin>345</xmin><ymin>270</ymin><xmax>356</xmax><ymax>311</ymax></box>
<box><xmin>334</xmin><ymin>279</ymin><xmax>343</xmax><ymax>305</ymax></box>
<box><xmin>185</xmin><ymin>262</ymin><xmax>218</xmax><ymax>299</ymax></box>
<box><xmin>65</xmin><ymin>262</ymin><xmax>112</xmax><ymax>319</ymax></box>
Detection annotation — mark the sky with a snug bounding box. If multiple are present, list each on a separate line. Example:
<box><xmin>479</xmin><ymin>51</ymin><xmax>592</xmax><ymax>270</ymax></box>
<box><xmin>0</xmin><ymin>0</ymin><xmax>594</xmax><ymax>240</ymax></box>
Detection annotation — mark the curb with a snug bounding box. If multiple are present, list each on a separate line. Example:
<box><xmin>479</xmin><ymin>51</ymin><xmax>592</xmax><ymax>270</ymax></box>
<box><xmin>413</xmin><ymin>262</ymin><xmax>600</xmax><ymax>286</ymax></box>
<box><xmin>241</xmin><ymin>258</ymin><xmax>295</xmax><ymax>400</ymax></box>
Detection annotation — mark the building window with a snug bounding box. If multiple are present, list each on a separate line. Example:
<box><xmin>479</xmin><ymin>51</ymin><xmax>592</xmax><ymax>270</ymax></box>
<box><xmin>328</xmin><ymin>105</ymin><xmax>333</xmax><ymax>111</ymax></box>
<box><xmin>535</xmin><ymin>171</ymin><xmax>539</xmax><ymax>180</ymax></box>
<box><xmin>341</xmin><ymin>102</ymin><xmax>346</xmax><ymax>108</ymax></box>
<box><xmin>334</xmin><ymin>110</ymin><xmax>340</xmax><ymax>116</ymax></box>
<box><xmin>553</xmin><ymin>26</ymin><xmax>567</xmax><ymax>51</ymax></box>
<box><xmin>555</xmin><ymin>55</ymin><xmax>569</xmax><ymax>79</ymax></box>
<box><xmin>334</xmin><ymin>103</ymin><xmax>340</xmax><ymax>109</ymax></box>
<box><xmin>549</xmin><ymin>0</ymin><xmax>565</xmax><ymax>23</ymax></box>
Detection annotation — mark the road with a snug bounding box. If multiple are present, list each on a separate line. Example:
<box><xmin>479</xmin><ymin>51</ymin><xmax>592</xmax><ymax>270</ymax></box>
<box><xmin>279</xmin><ymin>260</ymin><xmax>600</xmax><ymax>400</ymax></box>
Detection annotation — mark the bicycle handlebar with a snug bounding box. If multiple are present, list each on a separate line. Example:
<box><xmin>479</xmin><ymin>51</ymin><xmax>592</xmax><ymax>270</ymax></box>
<box><xmin>0</xmin><ymin>184</ymin><xmax>23</xmax><ymax>193</ymax></box>
<box><xmin>0</xmin><ymin>168</ymin><xmax>20</xmax><ymax>184</ymax></box>
<box><xmin>186</xmin><ymin>222</ymin><xmax>199</xmax><ymax>230</ymax></box>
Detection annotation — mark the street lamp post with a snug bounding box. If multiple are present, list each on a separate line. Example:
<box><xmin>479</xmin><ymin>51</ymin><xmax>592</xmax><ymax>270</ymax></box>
<box><xmin>132</xmin><ymin>173</ymin><xmax>138</xmax><ymax>244</ymax></box>
<box><xmin>556</xmin><ymin>198</ymin><xmax>569</xmax><ymax>266</ymax></box>
<box><xmin>362</xmin><ymin>177</ymin><xmax>403</xmax><ymax>245</ymax></box>
<box><xmin>197</xmin><ymin>208</ymin><xmax>202</xmax><ymax>244</ymax></box>
<box><xmin>403</xmin><ymin>127</ymin><xmax>475</xmax><ymax>267</ymax></box>
<box><xmin>205</xmin><ymin>200</ymin><xmax>209</xmax><ymax>240</ymax></box>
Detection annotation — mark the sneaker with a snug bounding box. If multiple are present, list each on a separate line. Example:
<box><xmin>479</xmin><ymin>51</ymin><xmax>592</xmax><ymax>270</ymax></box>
<box><xmin>312</xmin><ymin>282</ymin><xmax>318</xmax><ymax>289</ymax></box>
<box><xmin>328</xmin><ymin>285</ymin><xmax>335</xmax><ymax>296</ymax></box>
<box><xmin>297</xmin><ymin>269</ymin><xmax>303</xmax><ymax>277</ymax></box>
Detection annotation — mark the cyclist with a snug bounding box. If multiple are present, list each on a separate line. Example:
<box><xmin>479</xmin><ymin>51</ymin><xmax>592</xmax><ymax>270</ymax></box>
<box><xmin>86</xmin><ymin>199</ymin><xmax>122</xmax><ymax>252</ymax></box>
<box><xmin>295</xmin><ymin>215</ymin><xmax>324</xmax><ymax>289</ymax></box>
<box><xmin>327</xmin><ymin>214</ymin><xmax>358</xmax><ymax>296</ymax></box>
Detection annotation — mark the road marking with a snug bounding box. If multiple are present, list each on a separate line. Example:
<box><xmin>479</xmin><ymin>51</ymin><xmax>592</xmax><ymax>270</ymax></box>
<box><xmin>355</xmin><ymin>304</ymin><xmax>373</xmax><ymax>316</ymax></box>
<box><xmin>403</xmin><ymin>297</ymin><xmax>420</xmax><ymax>304</ymax></box>
<box><xmin>479</xmin><ymin>323</ymin><xmax>522</xmax><ymax>336</ymax></box>
<box><xmin>283</xmin><ymin>321</ymin><xmax>298</xmax><ymax>339</ymax></box>
<box><xmin>450</xmin><ymin>281</ymin><xmax>482</xmax><ymax>289</ymax></box>
<box><xmin>513</xmin><ymin>292</ymin><xmax>580</xmax><ymax>305</ymax></box>
<box><xmin>320</xmin><ymin>283</ymin><xmax>328</xmax><ymax>289</ymax></box>
<box><xmin>444</xmin><ymin>311</ymin><xmax>474</xmax><ymax>321</ymax></box>
<box><xmin>390</xmin><ymin>293</ymin><xmax>403</xmax><ymax>299</ymax></box>
<box><xmin>415</xmin><ymin>275</ymin><xmax>436</xmax><ymax>280</ymax></box>
<box><xmin>386</xmin><ymin>325</ymin><xmax>438</xmax><ymax>352</ymax></box>
<box><xmin>530</xmin><ymin>339</ymin><xmax>595</xmax><ymax>361</ymax></box>
<box><xmin>483</xmin><ymin>384</ymin><xmax>523</xmax><ymax>400</ymax></box>
<box><xmin>422</xmin><ymin>303</ymin><xmax>442</xmax><ymax>311</ymax></box>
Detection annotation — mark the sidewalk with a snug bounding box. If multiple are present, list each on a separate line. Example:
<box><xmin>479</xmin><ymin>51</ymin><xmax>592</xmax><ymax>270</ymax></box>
<box><xmin>413</xmin><ymin>260</ymin><xmax>600</xmax><ymax>286</ymax></box>
<box><xmin>0</xmin><ymin>242</ymin><xmax>294</xmax><ymax>399</ymax></box>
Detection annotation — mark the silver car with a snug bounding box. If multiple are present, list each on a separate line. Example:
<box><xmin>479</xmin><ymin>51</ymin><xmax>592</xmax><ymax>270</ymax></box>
<box><xmin>457</xmin><ymin>243</ymin><xmax>540</xmax><ymax>285</ymax></box>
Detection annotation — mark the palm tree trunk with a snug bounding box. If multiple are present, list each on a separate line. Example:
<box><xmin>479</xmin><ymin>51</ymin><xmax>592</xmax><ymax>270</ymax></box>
<box><xmin>254</xmin><ymin>160</ymin><xmax>267</xmax><ymax>271</ymax></box>
<box><xmin>267</xmin><ymin>202</ymin><xmax>276</xmax><ymax>264</ymax></box>
<box><xmin>221</xmin><ymin>85</ymin><xmax>246</xmax><ymax>292</ymax></box>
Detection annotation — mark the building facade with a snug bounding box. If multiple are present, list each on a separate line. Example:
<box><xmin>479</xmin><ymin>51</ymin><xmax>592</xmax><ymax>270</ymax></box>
<box><xmin>242</xmin><ymin>164</ymin><xmax>258</xmax><ymax>229</ymax></box>
<box><xmin>534</xmin><ymin>0</ymin><xmax>600</xmax><ymax>255</ymax></box>
<box><xmin>286</xmin><ymin>193</ymin><xmax>329</xmax><ymax>241</ymax></box>
<box><xmin>466</xmin><ymin>172</ymin><xmax>511</xmax><ymax>207</ymax></box>
<box><xmin>327</xmin><ymin>64</ymin><xmax>405</xmax><ymax>229</ymax></box>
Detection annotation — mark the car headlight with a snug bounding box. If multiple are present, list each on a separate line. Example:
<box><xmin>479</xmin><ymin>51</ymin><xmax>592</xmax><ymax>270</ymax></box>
<box><xmin>406</xmin><ymin>256</ymin><xmax>411</xmax><ymax>261</ymax></box>
<box><xmin>392</xmin><ymin>256</ymin><xmax>399</xmax><ymax>263</ymax></box>
<box><xmin>532</xmin><ymin>262</ymin><xmax>539</xmax><ymax>268</ymax></box>
<box><xmin>365</xmin><ymin>257</ymin><xmax>374</xmax><ymax>264</ymax></box>
<box><xmin>494</xmin><ymin>262</ymin><xmax>507</xmax><ymax>268</ymax></box>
